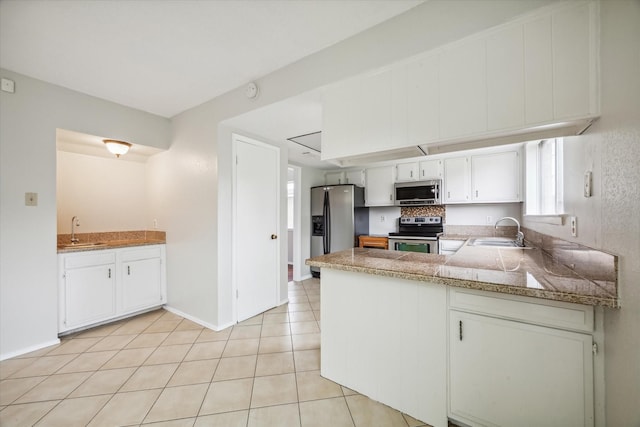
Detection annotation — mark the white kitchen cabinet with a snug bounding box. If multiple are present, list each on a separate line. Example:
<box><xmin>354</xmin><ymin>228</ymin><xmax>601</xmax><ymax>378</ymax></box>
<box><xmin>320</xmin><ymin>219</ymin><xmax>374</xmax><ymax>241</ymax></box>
<box><xmin>552</xmin><ymin>2</ymin><xmax>595</xmax><ymax>120</ymax></box>
<box><xmin>395</xmin><ymin>162</ymin><xmax>418</xmax><ymax>182</ymax></box>
<box><xmin>449</xmin><ymin>310</ymin><xmax>594</xmax><ymax>427</ymax></box>
<box><xmin>471</xmin><ymin>150</ymin><xmax>520</xmax><ymax>202</ymax></box>
<box><xmin>486</xmin><ymin>25</ymin><xmax>525</xmax><ymax>131</ymax></box>
<box><xmin>344</xmin><ymin>169</ymin><xmax>365</xmax><ymax>187</ymax></box>
<box><xmin>439</xmin><ymin>37</ymin><xmax>487</xmax><ymax>139</ymax></box>
<box><xmin>321</xmin><ymin>77</ymin><xmax>362</xmax><ymax>160</ymax></box>
<box><xmin>407</xmin><ymin>54</ymin><xmax>439</xmax><ymax>144</ymax></box>
<box><xmin>59</xmin><ymin>244</ymin><xmax>166</xmax><ymax>333</ymax></box>
<box><xmin>443</xmin><ymin>148</ymin><xmax>521</xmax><ymax>204</ymax></box>
<box><xmin>524</xmin><ymin>15</ymin><xmax>554</xmax><ymax>125</ymax></box>
<box><xmin>438</xmin><ymin>239</ymin><xmax>464</xmax><ymax>255</ymax></box>
<box><xmin>443</xmin><ymin>157</ymin><xmax>470</xmax><ymax>203</ymax></box>
<box><xmin>59</xmin><ymin>252</ymin><xmax>116</xmax><ymax>331</ymax></box>
<box><xmin>365</xmin><ymin>166</ymin><xmax>395</xmax><ymax>206</ymax></box>
<box><xmin>121</xmin><ymin>246</ymin><xmax>164</xmax><ymax>314</ymax></box>
<box><xmin>361</xmin><ymin>69</ymin><xmax>393</xmax><ymax>154</ymax></box>
<box><xmin>419</xmin><ymin>159</ymin><xmax>443</xmax><ymax>180</ymax></box>
<box><xmin>325</xmin><ymin>171</ymin><xmax>344</xmax><ymax>185</ymax></box>
<box><xmin>322</xmin><ymin>269</ymin><xmax>448</xmax><ymax>427</ymax></box>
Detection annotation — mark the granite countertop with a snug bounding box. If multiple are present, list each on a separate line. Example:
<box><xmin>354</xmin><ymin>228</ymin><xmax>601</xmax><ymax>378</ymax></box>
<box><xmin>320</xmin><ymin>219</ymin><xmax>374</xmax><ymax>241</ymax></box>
<box><xmin>57</xmin><ymin>230</ymin><xmax>166</xmax><ymax>254</ymax></box>
<box><xmin>57</xmin><ymin>239</ymin><xmax>166</xmax><ymax>253</ymax></box>
<box><xmin>306</xmin><ymin>240</ymin><xmax>619</xmax><ymax>308</ymax></box>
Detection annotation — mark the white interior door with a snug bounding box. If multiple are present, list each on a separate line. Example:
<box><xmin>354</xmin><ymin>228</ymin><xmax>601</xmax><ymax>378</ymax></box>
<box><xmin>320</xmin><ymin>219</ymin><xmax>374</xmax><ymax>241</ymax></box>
<box><xmin>234</xmin><ymin>136</ymin><xmax>280</xmax><ymax>322</ymax></box>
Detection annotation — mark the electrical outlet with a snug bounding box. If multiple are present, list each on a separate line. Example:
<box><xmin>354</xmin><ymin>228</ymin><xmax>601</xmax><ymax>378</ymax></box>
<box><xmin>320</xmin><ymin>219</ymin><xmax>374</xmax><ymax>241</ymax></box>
<box><xmin>153</xmin><ymin>219</ymin><xmax>158</xmax><ymax>229</ymax></box>
<box><xmin>486</xmin><ymin>216</ymin><xmax>493</xmax><ymax>224</ymax></box>
<box><xmin>25</xmin><ymin>192</ymin><xmax>38</xmax><ymax>206</ymax></box>
<box><xmin>570</xmin><ymin>216</ymin><xmax>577</xmax><ymax>237</ymax></box>
<box><xmin>380</xmin><ymin>215</ymin><xmax>385</xmax><ymax>223</ymax></box>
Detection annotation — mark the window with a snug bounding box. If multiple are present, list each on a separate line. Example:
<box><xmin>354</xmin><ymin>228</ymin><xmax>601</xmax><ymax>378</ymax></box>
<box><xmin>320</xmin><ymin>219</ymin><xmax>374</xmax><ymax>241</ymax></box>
<box><xmin>525</xmin><ymin>138</ymin><xmax>564</xmax><ymax>215</ymax></box>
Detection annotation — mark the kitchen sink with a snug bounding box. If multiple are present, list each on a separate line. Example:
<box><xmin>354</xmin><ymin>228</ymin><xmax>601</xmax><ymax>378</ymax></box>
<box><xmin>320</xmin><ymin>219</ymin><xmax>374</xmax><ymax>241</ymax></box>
<box><xmin>467</xmin><ymin>238</ymin><xmax>533</xmax><ymax>249</ymax></box>
<box><xmin>59</xmin><ymin>242</ymin><xmax>107</xmax><ymax>249</ymax></box>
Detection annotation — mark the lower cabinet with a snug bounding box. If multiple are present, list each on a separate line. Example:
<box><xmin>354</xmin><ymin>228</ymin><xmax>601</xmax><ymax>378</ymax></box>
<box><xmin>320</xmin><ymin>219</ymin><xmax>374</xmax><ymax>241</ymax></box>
<box><xmin>121</xmin><ymin>247</ymin><xmax>165</xmax><ymax>313</ymax></box>
<box><xmin>63</xmin><ymin>254</ymin><xmax>116</xmax><ymax>330</ymax></box>
<box><xmin>59</xmin><ymin>245</ymin><xmax>166</xmax><ymax>333</ymax></box>
<box><xmin>448</xmin><ymin>289</ymin><xmax>596</xmax><ymax>427</ymax></box>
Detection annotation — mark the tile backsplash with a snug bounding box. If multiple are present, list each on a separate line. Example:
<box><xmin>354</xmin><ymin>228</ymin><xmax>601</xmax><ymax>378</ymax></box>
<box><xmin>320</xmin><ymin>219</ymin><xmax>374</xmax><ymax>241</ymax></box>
<box><xmin>401</xmin><ymin>206</ymin><xmax>446</xmax><ymax>219</ymax></box>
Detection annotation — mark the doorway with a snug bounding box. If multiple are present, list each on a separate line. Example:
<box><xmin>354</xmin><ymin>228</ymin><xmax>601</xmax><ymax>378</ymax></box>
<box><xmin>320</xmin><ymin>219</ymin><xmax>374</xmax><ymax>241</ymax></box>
<box><xmin>232</xmin><ymin>134</ymin><xmax>281</xmax><ymax>322</ymax></box>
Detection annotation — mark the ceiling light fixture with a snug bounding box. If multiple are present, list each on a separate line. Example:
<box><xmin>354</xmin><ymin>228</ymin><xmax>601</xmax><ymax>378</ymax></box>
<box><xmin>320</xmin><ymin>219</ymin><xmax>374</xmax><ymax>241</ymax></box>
<box><xmin>103</xmin><ymin>139</ymin><xmax>132</xmax><ymax>158</ymax></box>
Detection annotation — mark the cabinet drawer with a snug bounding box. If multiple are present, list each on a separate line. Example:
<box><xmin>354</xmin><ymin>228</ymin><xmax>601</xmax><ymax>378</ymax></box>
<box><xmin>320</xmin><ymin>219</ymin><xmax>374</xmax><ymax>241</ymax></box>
<box><xmin>439</xmin><ymin>239</ymin><xmax>465</xmax><ymax>252</ymax></box>
<box><xmin>121</xmin><ymin>245</ymin><xmax>163</xmax><ymax>262</ymax></box>
<box><xmin>449</xmin><ymin>287</ymin><xmax>593</xmax><ymax>333</ymax></box>
<box><xmin>64</xmin><ymin>251</ymin><xmax>116</xmax><ymax>269</ymax></box>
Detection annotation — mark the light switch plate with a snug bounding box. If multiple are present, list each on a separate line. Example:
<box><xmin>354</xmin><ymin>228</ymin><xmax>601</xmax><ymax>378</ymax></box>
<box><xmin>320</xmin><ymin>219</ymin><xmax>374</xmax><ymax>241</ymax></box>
<box><xmin>584</xmin><ymin>171</ymin><xmax>592</xmax><ymax>197</ymax></box>
<box><xmin>1</xmin><ymin>78</ymin><xmax>15</xmax><ymax>93</ymax></box>
<box><xmin>25</xmin><ymin>192</ymin><xmax>38</xmax><ymax>206</ymax></box>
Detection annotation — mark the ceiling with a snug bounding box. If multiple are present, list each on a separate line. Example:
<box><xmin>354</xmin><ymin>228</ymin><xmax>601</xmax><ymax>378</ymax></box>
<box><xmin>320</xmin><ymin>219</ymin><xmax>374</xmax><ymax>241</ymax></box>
<box><xmin>0</xmin><ymin>0</ymin><xmax>422</xmax><ymax>118</ymax></box>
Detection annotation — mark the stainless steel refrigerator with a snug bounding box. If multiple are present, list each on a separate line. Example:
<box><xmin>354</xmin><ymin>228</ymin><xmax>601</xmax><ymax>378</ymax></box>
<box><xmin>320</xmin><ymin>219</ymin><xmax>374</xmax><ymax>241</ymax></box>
<box><xmin>310</xmin><ymin>184</ymin><xmax>369</xmax><ymax>277</ymax></box>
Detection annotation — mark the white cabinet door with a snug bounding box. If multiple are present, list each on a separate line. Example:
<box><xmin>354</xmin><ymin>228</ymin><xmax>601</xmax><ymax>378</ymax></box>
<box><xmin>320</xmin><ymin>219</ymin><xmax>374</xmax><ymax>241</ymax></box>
<box><xmin>361</xmin><ymin>69</ymin><xmax>392</xmax><ymax>153</ymax></box>
<box><xmin>122</xmin><ymin>257</ymin><xmax>163</xmax><ymax>313</ymax></box>
<box><xmin>396</xmin><ymin>162</ymin><xmax>418</xmax><ymax>182</ymax></box>
<box><xmin>524</xmin><ymin>15</ymin><xmax>553</xmax><ymax>125</ymax></box>
<box><xmin>325</xmin><ymin>171</ymin><xmax>344</xmax><ymax>185</ymax></box>
<box><xmin>471</xmin><ymin>151</ymin><xmax>520</xmax><ymax>202</ymax></box>
<box><xmin>486</xmin><ymin>25</ymin><xmax>525</xmax><ymax>131</ymax></box>
<box><xmin>322</xmin><ymin>78</ymin><xmax>362</xmax><ymax>160</ymax></box>
<box><xmin>407</xmin><ymin>54</ymin><xmax>439</xmax><ymax>144</ymax></box>
<box><xmin>344</xmin><ymin>170</ymin><xmax>365</xmax><ymax>187</ymax></box>
<box><xmin>553</xmin><ymin>2</ymin><xmax>593</xmax><ymax>120</ymax></box>
<box><xmin>64</xmin><ymin>263</ymin><xmax>116</xmax><ymax>330</ymax></box>
<box><xmin>419</xmin><ymin>159</ymin><xmax>443</xmax><ymax>180</ymax></box>
<box><xmin>439</xmin><ymin>38</ymin><xmax>487</xmax><ymax>139</ymax></box>
<box><xmin>449</xmin><ymin>310</ymin><xmax>594</xmax><ymax>427</ymax></box>
<box><xmin>365</xmin><ymin>166</ymin><xmax>395</xmax><ymax>206</ymax></box>
<box><xmin>443</xmin><ymin>157</ymin><xmax>470</xmax><ymax>203</ymax></box>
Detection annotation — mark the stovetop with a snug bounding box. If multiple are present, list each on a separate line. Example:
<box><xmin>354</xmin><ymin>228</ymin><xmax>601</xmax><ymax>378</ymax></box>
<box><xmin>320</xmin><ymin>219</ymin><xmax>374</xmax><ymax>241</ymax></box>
<box><xmin>389</xmin><ymin>216</ymin><xmax>443</xmax><ymax>238</ymax></box>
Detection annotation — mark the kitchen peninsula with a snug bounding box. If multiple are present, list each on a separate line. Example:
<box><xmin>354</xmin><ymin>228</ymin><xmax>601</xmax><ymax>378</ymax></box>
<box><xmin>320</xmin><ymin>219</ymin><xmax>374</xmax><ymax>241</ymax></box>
<box><xmin>306</xmin><ymin>238</ymin><xmax>617</xmax><ymax>427</ymax></box>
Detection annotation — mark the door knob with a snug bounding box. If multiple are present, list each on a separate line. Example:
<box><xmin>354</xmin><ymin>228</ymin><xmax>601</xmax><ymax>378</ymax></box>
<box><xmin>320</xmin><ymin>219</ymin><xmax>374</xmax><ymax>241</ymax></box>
<box><xmin>271</xmin><ymin>234</ymin><xmax>278</xmax><ymax>239</ymax></box>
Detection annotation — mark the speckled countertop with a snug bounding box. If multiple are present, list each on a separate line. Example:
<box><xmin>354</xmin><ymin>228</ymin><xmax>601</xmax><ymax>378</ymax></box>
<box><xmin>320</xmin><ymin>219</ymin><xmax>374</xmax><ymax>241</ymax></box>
<box><xmin>57</xmin><ymin>230</ymin><xmax>166</xmax><ymax>253</ymax></box>
<box><xmin>306</xmin><ymin>240</ymin><xmax>619</xmax><ymax>308</ymax></box>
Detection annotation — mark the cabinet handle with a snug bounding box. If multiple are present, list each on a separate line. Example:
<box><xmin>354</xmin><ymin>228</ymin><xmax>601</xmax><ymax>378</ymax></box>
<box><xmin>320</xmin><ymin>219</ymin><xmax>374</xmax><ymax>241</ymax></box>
<box><xmin>410</xmin><ymin>170</ymin><xmax>413</xmax><ymax>178</ymax></box>
<box><xmin>448</xmin><ymin>191</ymin><xmax>451</xmax><ymax>198</ymax></box>
<box><xmin>127</xmin><ymin>265</ymin><xmax>130</xmax><ymax>275</ymax></box>
<box><xmin>389</xmin><ymin>194</ymin><xmax>392</xmax><ymax>201</ymax></box>
<box><xmin>475</xmin><ymin>190</ymin><xmax>478</xmax><ymax>197</ymax></box>
<box><xmin>108</xmin><ymin>268</ymin><xmax>111</xmax><ymax>279</ymax></box>
<box><xmin>459</xmin><ymin>320</ymin><xmax>463</xmax><ymax>341</ymax></box>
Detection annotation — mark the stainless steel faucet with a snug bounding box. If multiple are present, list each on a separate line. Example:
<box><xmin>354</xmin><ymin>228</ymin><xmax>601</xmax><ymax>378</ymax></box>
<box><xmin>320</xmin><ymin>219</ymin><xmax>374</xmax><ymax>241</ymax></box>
<box><xmin>495</xmin><ymin>216</ymin><xmax>525</xmax><ymax>247</ymax></box>
<box><xmin>71</xmin><ymin>216</ymin><xmax>80</xmax><ymax>243</ymax></box>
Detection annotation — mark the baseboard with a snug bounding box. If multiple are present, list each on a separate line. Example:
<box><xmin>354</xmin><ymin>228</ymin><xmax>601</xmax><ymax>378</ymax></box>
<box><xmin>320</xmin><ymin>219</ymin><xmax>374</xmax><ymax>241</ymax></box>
<box><xmin>163</xmin><ymin>305</ymin><xmax>229</xmax><ymax>331</ymax></box>
<box><xmin>298</xmin><ymin>274</ymin><xmax>313</xmax><ymax>281</ymax></box>
<box><xmin>0</xmin><ymin>338</ymin><xmax>61</xmax><ymax>362</ymax></box>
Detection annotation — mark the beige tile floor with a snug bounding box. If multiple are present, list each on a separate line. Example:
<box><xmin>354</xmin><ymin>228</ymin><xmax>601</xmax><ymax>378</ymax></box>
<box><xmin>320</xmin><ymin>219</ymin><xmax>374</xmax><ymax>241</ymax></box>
<box><xmin>0</xmin><ymin>278</ymin><xmax>432</xmax><ymax>427</ymax></box>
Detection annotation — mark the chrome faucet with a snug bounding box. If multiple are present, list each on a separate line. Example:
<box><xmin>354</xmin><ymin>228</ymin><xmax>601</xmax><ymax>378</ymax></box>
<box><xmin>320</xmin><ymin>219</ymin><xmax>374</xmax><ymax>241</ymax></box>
<box><xmin>495</xmin><ymin>216</ymin><xmax>525</xmax><ymax>247</ymax></box>
<box><xmin>71</xmin><ymin>216</ymin><xmax>80</xmax><ymax>243</ymax></box>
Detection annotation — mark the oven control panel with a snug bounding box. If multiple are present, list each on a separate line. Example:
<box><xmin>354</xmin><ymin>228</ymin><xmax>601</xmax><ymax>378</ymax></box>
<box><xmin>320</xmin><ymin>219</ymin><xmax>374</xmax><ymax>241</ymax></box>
<box><xmin>399</xmin><ymin>216</ymin><xmax>441</xmax><ymax>224</ymax></box>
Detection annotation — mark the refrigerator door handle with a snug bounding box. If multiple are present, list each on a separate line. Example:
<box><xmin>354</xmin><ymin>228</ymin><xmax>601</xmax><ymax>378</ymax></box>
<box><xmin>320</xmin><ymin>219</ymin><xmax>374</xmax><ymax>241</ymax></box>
<box><xmin>326</xmin><ymin>190</ymin><xmax>331</xmax><ymax>253</ymax></box>
<box><xmin>322</xmin><ymin>190</ymin><xmax>329</xmax><ymax>254</ymax></box>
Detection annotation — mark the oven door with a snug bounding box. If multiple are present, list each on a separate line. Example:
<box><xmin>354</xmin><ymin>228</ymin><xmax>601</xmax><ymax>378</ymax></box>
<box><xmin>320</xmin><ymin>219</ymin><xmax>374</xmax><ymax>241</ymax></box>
<box><xmin>388</xmin><ymin>237</ymin><xmax>438</xmax><ymax>254</ymax></box>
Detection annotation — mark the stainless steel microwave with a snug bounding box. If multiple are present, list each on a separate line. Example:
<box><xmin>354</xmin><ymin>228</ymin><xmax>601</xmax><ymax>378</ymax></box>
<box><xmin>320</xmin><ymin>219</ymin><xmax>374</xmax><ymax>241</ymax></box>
<box><xmin>394</xmin><ymin>179</ymin><xmax>442</xmax><ymax>206</ymax></box>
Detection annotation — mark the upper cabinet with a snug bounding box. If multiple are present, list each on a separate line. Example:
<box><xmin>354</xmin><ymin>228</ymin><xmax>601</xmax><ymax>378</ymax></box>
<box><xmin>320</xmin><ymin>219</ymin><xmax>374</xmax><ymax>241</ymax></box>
<box><xmin>364</xmin><ymin>166</ymin><xmax>395</xmax><ymax>207</ymax></box>
<box><xmin>322</xmin><ymin>1</ymin><xmax>599</xmax><ymax>162</ymax></box>
<box><xmin>439</xmin><ymin>37</ymin><xmax>487</xmax><ymax>139</ymax></box>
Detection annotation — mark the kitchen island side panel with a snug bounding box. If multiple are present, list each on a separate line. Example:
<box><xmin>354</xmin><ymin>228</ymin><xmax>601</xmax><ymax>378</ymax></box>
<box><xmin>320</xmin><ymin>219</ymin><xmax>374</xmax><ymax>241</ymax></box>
<box><xmin>320</xmin><ymin>268</ymin><xmax>448</xmax><ymax>427</ymax></box>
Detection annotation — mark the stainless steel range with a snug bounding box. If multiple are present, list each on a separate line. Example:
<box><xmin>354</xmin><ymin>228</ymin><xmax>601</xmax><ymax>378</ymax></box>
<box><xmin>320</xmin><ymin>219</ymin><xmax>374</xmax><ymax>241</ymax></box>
<box><xmin>388</xmin><ymin>216</ymin><xmax>443</xmax><ymax>254</ymax></box>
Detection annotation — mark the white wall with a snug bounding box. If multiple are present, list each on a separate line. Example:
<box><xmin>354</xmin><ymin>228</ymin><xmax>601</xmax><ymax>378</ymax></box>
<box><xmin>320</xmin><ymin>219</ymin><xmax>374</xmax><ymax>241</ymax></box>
<box><xmin>523</xmin><ymin>2</ymin><xmax>640</xmax><ymax>425</ymax></box>
<box><xmin>369</xmin><ymin>207</ymin><xmax>402</xmax><ymax>235</ymax></box>
<box><xmin>0</xmin><ymin>69</ymin><xmax>169</xmax><ymax>360</ymax></box>
<box><xmin>446</xmin><ymin>203</ymin><xmax>522</xmax><ymax>226</ymax></box>
<box><xmin>57</xmin><ymin>151</ymin><xmax>148</xmax><ymax>233</ymax></box>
